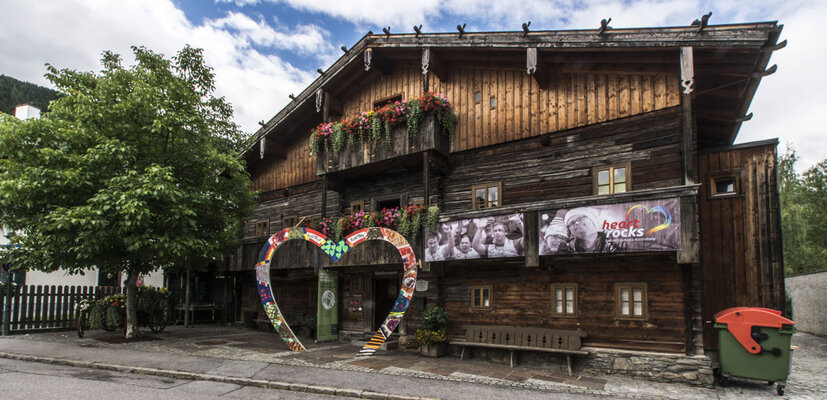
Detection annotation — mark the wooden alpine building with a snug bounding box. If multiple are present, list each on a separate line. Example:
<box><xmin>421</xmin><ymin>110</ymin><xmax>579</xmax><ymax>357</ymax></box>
<box><xmin>228</xmin><ymin>19</ymin><xmax>786</xmax><ymax>384</ymax></box>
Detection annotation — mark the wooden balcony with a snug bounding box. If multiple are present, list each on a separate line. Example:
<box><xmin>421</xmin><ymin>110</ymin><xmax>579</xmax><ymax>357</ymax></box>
<box><xmin>315</xmin><ymin>114</ymin><xmax>450</xmax><ymax>176</ymax></box>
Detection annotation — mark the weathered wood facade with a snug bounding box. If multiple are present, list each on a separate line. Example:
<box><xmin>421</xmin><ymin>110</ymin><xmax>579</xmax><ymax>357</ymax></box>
<box><xmin>231</xmin><ymin>21</ymin><xmax>785</xmax><ymax>368</ymax></box>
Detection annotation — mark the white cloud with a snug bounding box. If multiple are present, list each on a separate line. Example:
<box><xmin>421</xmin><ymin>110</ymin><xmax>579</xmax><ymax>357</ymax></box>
<box><xmin>0</xmin><ymin>0</ymin><xmax>319</xmax><ymax>136</ymax></box>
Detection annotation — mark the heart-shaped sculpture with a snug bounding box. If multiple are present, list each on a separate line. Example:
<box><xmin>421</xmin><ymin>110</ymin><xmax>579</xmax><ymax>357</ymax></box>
<box><xmin>626</xmin><ymin>204</ymin><xmax>672</xmax><ymax>234</ymax></box>
<box><xmin>255</xmin><ymin>226</ymin><xmax>417</xmax><ymax>356</ymax></box>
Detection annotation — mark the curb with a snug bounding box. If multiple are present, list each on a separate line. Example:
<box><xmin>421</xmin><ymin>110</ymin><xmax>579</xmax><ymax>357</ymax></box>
<box><xmin>0</xmin><ymin>352</ymin><xmax>438</xmax><ymax>400</ymax></box>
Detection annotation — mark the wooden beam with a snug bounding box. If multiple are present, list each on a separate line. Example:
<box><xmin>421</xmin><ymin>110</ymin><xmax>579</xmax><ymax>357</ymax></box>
<box><xmin>363</xmin><ymin>48</ymin><xmax>392</xmax><ymax>75</ymax></box>
<box><xmin>422</xmin><ymin>48</ymin><xmax>450</xmax><ymax>82</ymax></box>
<box><xmin>321</xmin><ymin>175</ymin><xmax>327</xmax><ymax>218</ymax></box>
<box><xmin>524</xmin><ymin>211</ymin><xmax>539</xmax><ymax>267</ymax></box>
<box><xmin>323</xmin><ymin>92</ymin><xmax>343</xmax><ymax>122</ymax></box>
<box><xmin>527</xmin><ymin>48</ymin><xmax>549</xmax><ymax>89</ymax></box>
<box><xmin>680</xmin><ymin>47</ymin><xmax>697</xmax><ymax>185</ymax></box>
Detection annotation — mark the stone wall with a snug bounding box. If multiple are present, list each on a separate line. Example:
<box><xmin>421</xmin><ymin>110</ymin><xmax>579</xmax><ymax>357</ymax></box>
<box><xmin>579</xmin><ymin>347</ymin><xmax>714</xmax><ymax>387</ymax></box>
<box><xmin>446</xmin><ymin>344</ymin><xmax>714</xmax><ymax>387</ymax></box>
<box><xmin>786</xmin><ymin>271</ymin><xmax>827</xmax><ymax>336</ymax></box>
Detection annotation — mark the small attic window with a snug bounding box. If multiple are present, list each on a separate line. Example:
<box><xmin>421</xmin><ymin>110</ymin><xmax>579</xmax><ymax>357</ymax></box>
<box><xmin>374</xmin><ymin>94</ymin><xmax>403</xmax><ymax>109</ymax></box>
<box><xmin>710</xmin><ymin>173</ymin><xmax>740</xmax><ymax>198</ymax></box>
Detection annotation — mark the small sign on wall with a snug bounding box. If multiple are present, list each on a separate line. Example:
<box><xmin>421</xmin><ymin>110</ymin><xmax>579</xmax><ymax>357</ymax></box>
<box><xmin>416</xmin><ymin>280</ymin><xmax>429</xmax><ymax>292</ymax></box>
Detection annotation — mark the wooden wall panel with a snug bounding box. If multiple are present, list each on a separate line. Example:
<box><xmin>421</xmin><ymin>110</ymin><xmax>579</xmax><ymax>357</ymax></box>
<box><xmin>443</xmin><ymin>107</ymin><xmax>682</xmax><ymax>211</ymax></box>
<box><xmin>442</xmin><ymin>256</ymin><xmax>687</xmax><ymax>353</ymax></box>
<box><xmin>337</xmin><ymin>66</ymin><xmax>679</xmax><ymax>154</ymax></box>
<box><xmin>698</xmin><ymin>143</ymin><xmax>785</xmax><ymax>351</ymax></box>
<box><xmin>249</xmin><ymin>137</ymin><xmax>317</xmax><ymax>194</ymax></box>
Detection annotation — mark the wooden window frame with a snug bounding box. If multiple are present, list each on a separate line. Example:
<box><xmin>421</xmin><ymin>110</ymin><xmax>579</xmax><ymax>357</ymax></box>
<box><xmin>302</xmin><ymin>214</ymin><xmax>321</xmax><ymax>227</ymax></box>
<box><xmin>709</xmin><ymin>172</ymin><xmax>741</xmax><ymax>199</ymax></box>
<box><xmin>615</xmin><ymin>282</ymin><xmax>648</xmax><ymax>321</ymax></box>
<box><xmin>254</xmin><ymin>219</ymin><xmax>270</xmax><ymax>237</ymax></box>
<box><xmin>350</xmin><ymin>200</ymin><xmax>367</xmax><ymax>214</ymax></box>
<box><xmin>593</xmin><ymin>162</ymin><xmax>632</xmax><ymax>195</ymax></box>
<box><xmin>282</xmin><ymin>215</ymin><xmax>297</xmax><ymax>229</ymax></box>
<box><xmin>471</xmin><ymin>285</ymin><xmax>493</xmax><ymax>310</ymax></box>
<box><xmin>551</xmin><ymin>283</ymin><xmax>578</xmax><ymax>318</ymax></box>
<box><xmin>471</xmin><ymin>182</ymin><xmax>502</xmax><ymax>210</ymax></box>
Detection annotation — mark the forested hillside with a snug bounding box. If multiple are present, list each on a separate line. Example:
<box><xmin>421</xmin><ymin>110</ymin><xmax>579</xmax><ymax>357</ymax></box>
<box><xmin>0</xmin><ymin>74</ymin><xmax>60</xmax><ymax>115</ymax></box>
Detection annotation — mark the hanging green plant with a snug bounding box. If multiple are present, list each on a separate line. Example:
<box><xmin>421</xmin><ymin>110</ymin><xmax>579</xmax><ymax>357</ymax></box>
<box><xmin>407</xmin><ymin>99</ymin><xmax>422</xmax><ymax>137</ymax></box>
<box><xmin>426</xmin><ymin>206</ymin><xmax>440</xmax><ymax>233</ymax></box>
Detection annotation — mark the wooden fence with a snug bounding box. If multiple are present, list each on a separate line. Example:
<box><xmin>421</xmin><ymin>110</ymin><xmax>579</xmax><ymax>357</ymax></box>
<box><xmin>0</xmin><ymin>285</ymin><xmax>123</xmax><ymax>332</ymax></box>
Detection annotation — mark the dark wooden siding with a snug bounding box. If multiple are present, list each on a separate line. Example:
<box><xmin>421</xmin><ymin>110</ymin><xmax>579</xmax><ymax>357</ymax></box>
<box><xmin>443</xmin><ymin>107</ymin><xmax>683</xmax><ymax>212</ymax></box>
<box><xmin>441</xmin><ymin>255</ymin><xmax>687</xmax><ymax>353</ymax></box>
<box><xmin>698</xmin><ymin>142</ymin><xmax>784</xmax><ymax>350</ymax></box>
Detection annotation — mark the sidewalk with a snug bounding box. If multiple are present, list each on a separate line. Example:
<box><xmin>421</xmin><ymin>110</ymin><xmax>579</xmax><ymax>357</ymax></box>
<box><xmin>1</xmin><ymin>324</ymin><xmax>824</xmax><ymax>399</ymax></box>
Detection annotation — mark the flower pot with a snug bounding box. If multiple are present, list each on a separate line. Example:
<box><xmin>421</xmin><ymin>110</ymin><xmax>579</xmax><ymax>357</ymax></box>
<box><xmin>420</xmin><ymin>342</ymin><xmax>448</xmax><ymax>358</ymax></box>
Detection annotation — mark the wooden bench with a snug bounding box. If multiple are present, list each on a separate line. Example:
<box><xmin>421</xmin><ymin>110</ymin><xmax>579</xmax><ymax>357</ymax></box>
<box><xmin>449</xmin><ymin>325</ymin><xmax>588</xmax><ymax>375</ymax></box>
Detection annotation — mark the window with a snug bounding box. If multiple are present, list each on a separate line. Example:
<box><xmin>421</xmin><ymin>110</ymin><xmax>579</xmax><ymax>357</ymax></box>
<box><xmin>377</xmin><ymin>198</ymin><xmax>400</xmax><ymax>212</ymax></box>
<box><xmin>474</xmin><ymin>90</ymin><xmax>481</xmax><ymax>103</ymax></box>
<box><xmin>471</xmin><ymin>285</ymin><xmax>492</xmax><ymax>309</ymax></box>
<box><xmin>489</xmin><ymin>96</ymin><xmax>497</xmax><ymax>109</ymax></box>
<box><xmin>551</xmin><ymin>283</ymin><xmax>578</xmax><ymax>317</ymax></box>
<box><xmin>282</xmin><ymin>215</ymin><xmax>297</xmax><ymax>229</ymax></box>
<box><xmin>255</xmin><ymin>219</ymin><xmax>270</xmax><ymax>237</ymax></box>
<box><xmin>373</xmin><ymin>94</ymin><xmax>403</xmax><ymax>110</ymax></box>
<box><xmin>710</xmin><ymin>173</ymin><xmax>740</xmax><ymax>198</ymax></box>
<box><xmin>616</xmin><ymin>283</ymin><xmax>647</xmax><ymax>320</ymax></box>
<box><xmin>302</xmin><ymin>214</ymin><xmax>321</xmax><ymax>228</ymax></box>
<box><xmin>351</xmin><ymin>200</ymin><xmax>367</xmax><ymax>214</ymax></box>
<box><xmin>594</xmin><ymin>163</ymin><xmax>631</xmax><ymax>195</ymax></box>
<box><xmin>471</xmin><ymin>182</ymin><xmax>502</xmax><ymax>209</ymax></box>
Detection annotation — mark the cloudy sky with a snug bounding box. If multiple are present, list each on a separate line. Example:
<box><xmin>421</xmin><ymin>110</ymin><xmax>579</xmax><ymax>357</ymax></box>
<box><xmin>1</xmin><ymin>0</ymin><xmax>824</xmax><ymax>169</ymax></box>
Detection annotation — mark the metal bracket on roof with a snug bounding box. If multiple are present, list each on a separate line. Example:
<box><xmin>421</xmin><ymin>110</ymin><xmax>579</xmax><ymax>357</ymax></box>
<box><xmin>598</xmin><ymin>18</ymin><xmax>612</xmax><ymax>35</ymax></box>
<box><xmin>382</xmin><ymin>26</ymin><xmax>391</xmax><ymax>38</ymax></box>
<box><xmin>522</xmin><ymin>21</ymin><xmax>531</xmax><ymax>37</ymax></box>
<box><xmin>457</xmin><ymin>23</ymin><xmax>466</xmax><ymax>38</ymax></box>
<box><xmin>414</xmin><ymin>24</ymin><xmax>423</xmax><ymax>38</ymax></box>
<box><xmin>691</xmin><ymin>12</ymin><xmax>712</xmax><ymax>34</ymax></box>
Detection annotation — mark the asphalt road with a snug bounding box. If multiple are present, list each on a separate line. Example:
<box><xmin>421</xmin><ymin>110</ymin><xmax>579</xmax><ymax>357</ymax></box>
<box><xmin>0</xmin><ymin>357</ymin><xmax>606</xmax><ymax>400</ymax></box>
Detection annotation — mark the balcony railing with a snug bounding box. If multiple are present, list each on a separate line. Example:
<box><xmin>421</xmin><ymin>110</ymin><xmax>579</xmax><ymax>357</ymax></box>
<box><xmin>316</xmin><ymin>114</ymin><xmax>450</xmax><ymax>176</ymax></box>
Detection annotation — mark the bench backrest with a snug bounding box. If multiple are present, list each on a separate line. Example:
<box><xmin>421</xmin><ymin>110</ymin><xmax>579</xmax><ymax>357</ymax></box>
<box><xmin>462</xmin><ymin>325</ymin><xmax>587</xmax><ymax>351</ymax></box>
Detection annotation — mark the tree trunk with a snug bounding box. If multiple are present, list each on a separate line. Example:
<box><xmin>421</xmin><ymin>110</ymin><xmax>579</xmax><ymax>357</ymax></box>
<box><xmin>124</xmin><ymin>268</ymin><xmax>139</xmax><ymax>338</ymax></box>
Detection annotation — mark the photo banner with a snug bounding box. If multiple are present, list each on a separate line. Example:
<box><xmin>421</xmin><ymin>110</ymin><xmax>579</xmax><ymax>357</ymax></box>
<box><xmin>425</xmin><ymin>213</ymin><xmax>525</xmax><ymax>261</ymax></box>
<box><xmin>539</xmin><ymin>198</ymin><xmax>681</xmax><ymax>255</ymax></box>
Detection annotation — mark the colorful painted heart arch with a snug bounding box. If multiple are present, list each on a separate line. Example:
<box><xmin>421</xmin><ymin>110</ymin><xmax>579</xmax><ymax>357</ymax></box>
<box><xmin>255</xmin><ymin>227</ymin><xmax>417</xmax><ymax>356</ymax></box>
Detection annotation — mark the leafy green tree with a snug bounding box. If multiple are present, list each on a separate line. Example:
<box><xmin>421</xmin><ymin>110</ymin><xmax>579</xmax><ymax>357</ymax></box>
<box><xmin>0</xmin><ymin>46</ymin><xmax>256</xmax><ymax>337</ymax></box>
<box><xmin>778</xmin><ymin>145</ymin><xmax>827</xmax><ymax>275</ymax></box>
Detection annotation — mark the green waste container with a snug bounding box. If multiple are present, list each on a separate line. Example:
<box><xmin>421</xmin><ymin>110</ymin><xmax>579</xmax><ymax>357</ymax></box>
<box><xmin>714</xmin><ymin>307</ymin><xmax>795</xmax><ymax>396</ymax></box>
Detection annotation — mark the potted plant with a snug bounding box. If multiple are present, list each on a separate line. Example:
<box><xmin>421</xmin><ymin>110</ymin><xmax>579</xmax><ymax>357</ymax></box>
<box><xmin>416</xmin><ymin>306</ymin><xmax>449</xmax><ymax>357</ymax></box>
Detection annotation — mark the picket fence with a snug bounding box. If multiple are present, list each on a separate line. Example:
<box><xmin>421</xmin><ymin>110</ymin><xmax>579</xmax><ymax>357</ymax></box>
<box><xmin>0</xmin><ymin>285</ymin><xmax>123</xmax><ymax>332</ymax></box>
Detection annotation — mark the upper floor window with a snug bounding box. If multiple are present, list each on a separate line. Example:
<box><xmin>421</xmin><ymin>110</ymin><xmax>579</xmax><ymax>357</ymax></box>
<box><xmin>374</xmin><ymin>94</ymin><xmax>403</xmax><ymax>110</ymax></box>
<box><xmin>594</xmin><ymin>163</ymin><xmax>630</xmax><ymax>195</ymax></box>
<box><xmin>472</xmin><ymin>182</ymin><xmax>501</xmax><ymax>209</ymax></box>
<box><xmin>351</xmin><ymin>200</ymin><xmax>369</xmax><ymax>214</ymax></box>
<box><xmin>282</xmin><ymin>215</ymin><xmax>297</xmax><ymax>229</ymax></box>
<box><xmin>255</xmin><ymin>219</ymin><xmax>270</xmax><ymax>237</ymax></box>
<box><xmin>616</xmin><ymin>282</ymin><xmax>648</xmax><ymax>320</ymax></box>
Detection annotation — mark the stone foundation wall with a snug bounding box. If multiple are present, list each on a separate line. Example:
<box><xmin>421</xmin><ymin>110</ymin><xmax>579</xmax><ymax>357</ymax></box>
<box><xmin>446</xmin><ymin>344</ymin><xmax>714</xmax><ymax>387</ymax></box>
<box><xmin>579</xmin><ymin>347</ymin><xmax>714</xmax><ymax>387</ymax></box>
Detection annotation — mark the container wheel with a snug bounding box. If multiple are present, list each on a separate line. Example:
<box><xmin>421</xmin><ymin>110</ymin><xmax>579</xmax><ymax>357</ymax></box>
<box><xmin>776</xmin><ymin>383</ymin><xmax>785</xmax><ymax>396</ymax></box>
